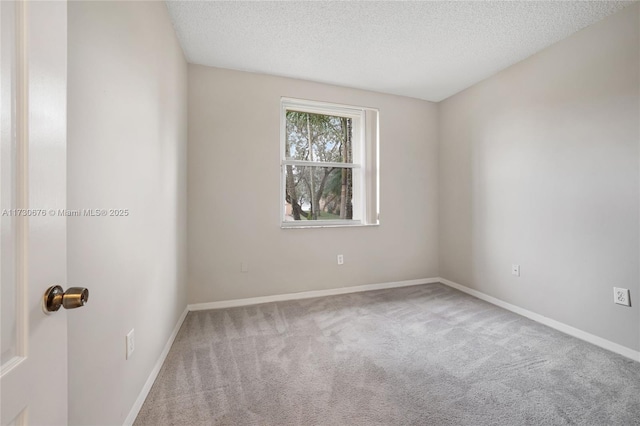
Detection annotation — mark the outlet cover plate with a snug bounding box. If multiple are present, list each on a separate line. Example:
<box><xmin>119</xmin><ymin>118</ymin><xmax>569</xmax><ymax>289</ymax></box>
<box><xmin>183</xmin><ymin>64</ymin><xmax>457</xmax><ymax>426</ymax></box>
<box><xmin>126</xmin><ymin>329</ymin><xmax>135</xmax><ymax>359</ymax></box>
<box><xmin>511</xmin><ymin>264</ymin><xmax>520</xmax><ymax>277</ymax></box>
<box><xmin>337</xmin><ymin>254</ymin><xmax>344</xmax><ymax>265</ymax></box>
<box><xmin>613</xmin><ymin>287</ymin><xmax>630</xmax><ymax>307</ymax></box>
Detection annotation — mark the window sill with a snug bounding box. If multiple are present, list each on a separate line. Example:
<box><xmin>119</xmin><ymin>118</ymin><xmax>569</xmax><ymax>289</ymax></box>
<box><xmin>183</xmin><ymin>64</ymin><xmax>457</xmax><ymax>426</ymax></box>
<box><xmin>280</xmin><ymin>223</ymin><xmax>380</xmax><ymax>229</ymax></box>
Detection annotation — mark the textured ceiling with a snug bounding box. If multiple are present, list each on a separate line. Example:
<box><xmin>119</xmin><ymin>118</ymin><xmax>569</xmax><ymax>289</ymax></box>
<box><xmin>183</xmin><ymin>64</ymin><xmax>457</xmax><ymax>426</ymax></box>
<box><xmin>165</xmin><ymin>1</ymin><xmax>633</xmax><ymax>102</ymax></box>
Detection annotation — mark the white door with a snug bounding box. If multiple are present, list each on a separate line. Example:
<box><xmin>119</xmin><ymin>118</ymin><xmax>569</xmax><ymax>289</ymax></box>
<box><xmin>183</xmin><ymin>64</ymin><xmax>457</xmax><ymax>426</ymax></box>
<box><xmin>1</xmin><ymin>1</ymin><xmax>69</xmax><ymax>425</ymax></box>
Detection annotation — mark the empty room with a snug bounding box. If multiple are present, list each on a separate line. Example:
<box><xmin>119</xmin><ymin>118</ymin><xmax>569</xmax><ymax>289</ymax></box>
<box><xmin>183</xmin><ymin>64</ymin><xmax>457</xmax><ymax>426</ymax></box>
<box><xmin>1</xmin><ymin>0</ymin><xmax>639</xmax><ymax>425</ymax></box>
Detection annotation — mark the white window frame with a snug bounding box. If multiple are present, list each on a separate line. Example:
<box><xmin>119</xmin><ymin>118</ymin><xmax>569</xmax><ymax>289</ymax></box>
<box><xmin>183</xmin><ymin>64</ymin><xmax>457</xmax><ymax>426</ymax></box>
<box><xmin>280</xmin><ymin>97</ymin><xmax>379</xmax><ymax>228</ymax></box>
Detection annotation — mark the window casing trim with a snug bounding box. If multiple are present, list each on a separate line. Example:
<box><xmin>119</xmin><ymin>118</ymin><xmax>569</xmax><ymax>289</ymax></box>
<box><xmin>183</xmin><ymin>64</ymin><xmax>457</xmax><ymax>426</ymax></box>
<box><xmin>280</xmin><ymin>97</ymin><xmax>379</xmax><ymax>228</ymax></box>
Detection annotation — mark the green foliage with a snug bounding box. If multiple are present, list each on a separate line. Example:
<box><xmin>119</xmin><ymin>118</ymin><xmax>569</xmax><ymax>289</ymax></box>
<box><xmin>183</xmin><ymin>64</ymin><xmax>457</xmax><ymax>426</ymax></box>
<box><xmin>284</xmin><ymin>110</ymin><xmax>352</xmax><ymax>220</ymax></box>
<box><xmin>285</xmin><ymin>111</ymin><xmax>348</xmax><ymax>163</ymax></box>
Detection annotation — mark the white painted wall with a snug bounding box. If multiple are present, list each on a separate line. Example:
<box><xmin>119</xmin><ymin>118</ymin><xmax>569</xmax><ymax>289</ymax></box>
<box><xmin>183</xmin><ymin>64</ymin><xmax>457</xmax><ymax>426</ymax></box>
<box><xmin>61</xmin><ymin>4</ymin><xmax>639</xmax><ymax>423</ymax></box>
<box><xmin>439</xmin><ymin>4</ymin><xmax>640</xmax><ymax>351</ymax></box>
<box><xmin>188</xmin><ymin>66</ymin><xmax>439</xmax><ymax>303</ymax></box>
<box><xmin>67</xmin><ymin>2</ymin><xmax>187</xmax><ymax>425</ymax></box>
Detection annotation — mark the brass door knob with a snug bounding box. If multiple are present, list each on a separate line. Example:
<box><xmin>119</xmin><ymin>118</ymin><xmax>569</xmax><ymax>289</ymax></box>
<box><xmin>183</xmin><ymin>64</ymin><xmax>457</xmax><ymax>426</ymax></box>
<box><xmin>44</xmin><ymin>285</ymin><xmax>89</xmax><ymax>312</ymax></box>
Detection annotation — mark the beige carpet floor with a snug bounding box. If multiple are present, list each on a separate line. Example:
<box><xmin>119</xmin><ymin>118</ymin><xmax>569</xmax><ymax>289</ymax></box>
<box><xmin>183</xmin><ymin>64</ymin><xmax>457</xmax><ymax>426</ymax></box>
<box><xmin>134</xmin><ymin>283</ymin><xmax>640</xmax><ymax>425</ymax></box>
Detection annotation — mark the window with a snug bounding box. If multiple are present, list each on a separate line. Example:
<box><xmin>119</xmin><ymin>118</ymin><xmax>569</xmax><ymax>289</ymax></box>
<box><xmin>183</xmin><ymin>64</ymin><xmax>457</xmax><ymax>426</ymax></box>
<box><xmin>280</xmin><ymin>98</ymin><xmax>379</xmax><ymax>227</ymax></box>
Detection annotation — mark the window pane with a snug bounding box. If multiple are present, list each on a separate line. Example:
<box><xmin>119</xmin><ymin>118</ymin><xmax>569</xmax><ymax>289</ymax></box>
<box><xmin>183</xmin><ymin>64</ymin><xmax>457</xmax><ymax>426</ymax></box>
<box><xmin>285</xmin><ymin>111</ymin><xmax>353</xmax><ymax>163</ymax></box>
<box><xmin>284</xmin><ymin>165</ymin><xmax>353</xmax><ymax>221</ymax></box>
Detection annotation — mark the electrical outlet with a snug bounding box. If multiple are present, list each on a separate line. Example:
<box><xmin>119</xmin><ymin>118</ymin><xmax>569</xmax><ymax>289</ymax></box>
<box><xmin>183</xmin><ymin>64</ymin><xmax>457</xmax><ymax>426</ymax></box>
<box><xmin>126</xmin><ymin>329</ymin><xmax>135</xmax><ymax>359</ymax></box>
<box><xmin>337</xmin><ymin>254</ymin><xmax>344</xmax><ymax>265</ymax></box>
<box><xmin>613</xmin><ymin>287</ymin><xmax>631</xmax><ymax>307</ymax></box>
<box><xmin>241</xmin><ymin>261</ymin><xmax>249</xmax><ymax>273</ymax></box>
<box><xmin>512</xmin><ymin>264</ymin><xmax>520</xmax><ymax>277</ymax></box>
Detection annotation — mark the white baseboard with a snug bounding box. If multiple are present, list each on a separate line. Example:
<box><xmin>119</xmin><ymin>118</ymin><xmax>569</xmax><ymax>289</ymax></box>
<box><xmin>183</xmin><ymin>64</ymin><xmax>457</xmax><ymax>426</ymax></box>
<box><xmin>188</xmin><ymin>277</ymin><xmax>441</xmax><ymax>312</ymax></box>
<box><xmin>123</xmin><ymin>306</ymin><xmax>189</xmax><ymax>426</ymax></box>
<box><xmin>439</xmin><ymin>277</ymin><xmax>640</xmax><ymax>363</ymax></box>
